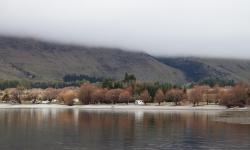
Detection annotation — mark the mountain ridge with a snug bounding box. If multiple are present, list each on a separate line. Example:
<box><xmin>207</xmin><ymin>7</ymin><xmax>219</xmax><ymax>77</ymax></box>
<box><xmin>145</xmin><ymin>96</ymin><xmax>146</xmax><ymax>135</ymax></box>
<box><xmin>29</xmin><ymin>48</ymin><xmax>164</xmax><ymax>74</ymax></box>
<box><xmin>1</xmin><ymin>35</ymin><xmax>250</xmax><ymax>84</ymax></box>
<box><xmin>157</xmin><ymin>57</ymin><xmax>250</xmax><ymax>82</ymax></box>
<box><xmin>0</xmin><ymin>36</ymin><xmax>185</xmax><ymax>83</ymax></box>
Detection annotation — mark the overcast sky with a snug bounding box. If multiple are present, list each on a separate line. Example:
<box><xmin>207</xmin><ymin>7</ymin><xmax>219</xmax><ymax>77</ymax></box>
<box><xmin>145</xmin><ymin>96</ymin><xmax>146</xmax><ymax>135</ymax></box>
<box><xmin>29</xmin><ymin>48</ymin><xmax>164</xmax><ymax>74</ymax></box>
<box><xmin>0</xmin><ymin>0</ymin><xmax>250</xmax><ymax>58</ymax></box>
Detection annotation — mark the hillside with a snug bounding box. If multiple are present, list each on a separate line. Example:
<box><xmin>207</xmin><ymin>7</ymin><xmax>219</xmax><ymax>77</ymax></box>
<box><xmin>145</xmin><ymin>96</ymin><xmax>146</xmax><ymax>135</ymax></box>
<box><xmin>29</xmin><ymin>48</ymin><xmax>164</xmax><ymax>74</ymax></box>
<box><xmin>0</xmin><ymin>36</ymin><xmax>185</xmax><ymax>83</ymax></box>
<box><xmin>2</xmin><ymin>36</ymin><xmax>250</xmax><ymax>84</ymax></box>
<box><xmin>157</xmin><ymin>57</ymin><xmax>250</xmax><ymax>82</ymax></box>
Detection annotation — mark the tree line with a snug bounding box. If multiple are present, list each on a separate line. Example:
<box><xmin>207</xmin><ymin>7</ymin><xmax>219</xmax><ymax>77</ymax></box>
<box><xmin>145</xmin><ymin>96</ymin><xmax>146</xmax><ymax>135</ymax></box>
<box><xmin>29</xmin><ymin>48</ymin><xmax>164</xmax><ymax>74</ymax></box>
<box><xmin>0</xmin><ymin>73</ymin><xmax>249</xmax><ymax>108</ymax></box>
<box><xmin>1</xmin><ymin>81</ymin><xmax>250</xmax><ymax>108</ymax></box>
<box><xmin>0</xmin><ymin>80</ymin><xmax>85</xmax><ymax>90</ymax></box>
<box><xmin>63</xmin><ymin>74</ymin><xmax>103</xmax><ymax>83</ymax></box>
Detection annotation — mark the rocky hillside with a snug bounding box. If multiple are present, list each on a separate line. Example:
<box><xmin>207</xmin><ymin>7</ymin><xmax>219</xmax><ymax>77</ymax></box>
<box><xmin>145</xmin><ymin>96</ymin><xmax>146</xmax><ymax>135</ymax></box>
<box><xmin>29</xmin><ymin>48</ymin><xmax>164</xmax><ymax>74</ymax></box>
<box><xmin>0</xmin><ymin>36</ymin><xmax>185</xmax><ymax>83</ymax></box>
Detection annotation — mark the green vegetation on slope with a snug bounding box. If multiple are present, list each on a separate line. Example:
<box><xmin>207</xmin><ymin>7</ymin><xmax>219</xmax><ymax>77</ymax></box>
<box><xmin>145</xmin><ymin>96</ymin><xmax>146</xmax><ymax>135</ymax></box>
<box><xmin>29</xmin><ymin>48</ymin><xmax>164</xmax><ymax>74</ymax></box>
<box><xmin>157</xmin><ymin>57</ymin><xmax>250</xmax><ymax>83</ymax></box>
<box><xmin>2</xmin><ymin>36</ymin><xmax>250</xmax><ymax>84</ymax></box>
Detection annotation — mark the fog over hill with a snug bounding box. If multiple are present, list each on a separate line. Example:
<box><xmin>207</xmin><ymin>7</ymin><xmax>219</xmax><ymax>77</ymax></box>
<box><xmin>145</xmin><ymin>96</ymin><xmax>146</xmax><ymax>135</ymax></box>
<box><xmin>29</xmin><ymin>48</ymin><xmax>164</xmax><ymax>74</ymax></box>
<box><xmin>1</xmin><ymin>36</ymin><xmax>250</xmax><ymax>83</ymax></box>
<box><xmin>1</xmin><ymin>0</ymin><xmax>250</xmax><ymax>59</ymax></box>
<box><xmin>0</xmin><ymin>36</ymin><xmax>185</xmax><ymax>83</ymax></box>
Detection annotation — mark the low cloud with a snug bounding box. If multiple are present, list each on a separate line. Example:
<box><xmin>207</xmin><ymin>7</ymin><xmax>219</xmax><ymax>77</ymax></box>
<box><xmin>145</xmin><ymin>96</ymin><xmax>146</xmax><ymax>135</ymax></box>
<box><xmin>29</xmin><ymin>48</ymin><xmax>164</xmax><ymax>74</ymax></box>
<box><xmin>0</xmin><ymin>0</ymin><xmax>250</xmax><ymax>58</ymax></box>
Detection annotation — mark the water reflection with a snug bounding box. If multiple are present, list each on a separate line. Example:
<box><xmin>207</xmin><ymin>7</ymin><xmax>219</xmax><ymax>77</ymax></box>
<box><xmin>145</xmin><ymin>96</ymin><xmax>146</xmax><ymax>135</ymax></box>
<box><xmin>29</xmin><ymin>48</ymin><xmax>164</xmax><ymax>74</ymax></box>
<box><xmin>0</xmin><ymin>109</ymin><xmax>249</xmax><ymax>150</ymax></box>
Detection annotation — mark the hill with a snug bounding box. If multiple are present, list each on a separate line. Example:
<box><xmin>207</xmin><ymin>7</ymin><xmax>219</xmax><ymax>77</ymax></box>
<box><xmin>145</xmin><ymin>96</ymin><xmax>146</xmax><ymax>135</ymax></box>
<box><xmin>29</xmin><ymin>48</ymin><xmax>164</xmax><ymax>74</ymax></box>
<box><xmin>2</xmin><ymin>36</ymin><xmax>250</xmax><ymax>84</ymax></box>
<box><xmin>0</xmin><ymin>36</ymin><xmax>185</xmax><ymax>83</ymax></box>
<box><xmin>157</xmin><ymin>57</ymin><xmax>250</xmax><ymax>82</ymax></box>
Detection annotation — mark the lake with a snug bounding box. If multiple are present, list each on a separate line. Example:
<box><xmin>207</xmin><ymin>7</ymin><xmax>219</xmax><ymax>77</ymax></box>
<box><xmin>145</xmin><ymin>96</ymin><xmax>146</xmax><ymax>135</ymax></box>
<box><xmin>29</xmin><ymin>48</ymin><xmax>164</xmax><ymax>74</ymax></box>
<box><xmin>0</xmin><ymin>108</ymin><xmax>250</xmax><ymax>150</ymax></box>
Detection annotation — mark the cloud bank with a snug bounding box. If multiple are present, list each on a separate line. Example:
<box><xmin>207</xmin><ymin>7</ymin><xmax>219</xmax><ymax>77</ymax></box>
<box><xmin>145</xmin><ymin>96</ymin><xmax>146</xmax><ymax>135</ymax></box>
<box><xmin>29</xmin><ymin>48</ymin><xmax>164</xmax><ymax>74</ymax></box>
<box><xmin>0</xmin><ymin>0</ymin><xmax>250</xmax><ymax>58</ymax></box>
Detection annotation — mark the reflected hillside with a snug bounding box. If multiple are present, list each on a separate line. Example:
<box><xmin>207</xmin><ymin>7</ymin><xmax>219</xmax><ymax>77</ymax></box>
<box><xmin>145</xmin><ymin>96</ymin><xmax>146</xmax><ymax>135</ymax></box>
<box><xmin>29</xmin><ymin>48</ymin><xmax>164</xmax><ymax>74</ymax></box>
<box><xmin>0</xmin><ymin>109</ymin><xmax>250</xmax><ymax>150</ymax></box>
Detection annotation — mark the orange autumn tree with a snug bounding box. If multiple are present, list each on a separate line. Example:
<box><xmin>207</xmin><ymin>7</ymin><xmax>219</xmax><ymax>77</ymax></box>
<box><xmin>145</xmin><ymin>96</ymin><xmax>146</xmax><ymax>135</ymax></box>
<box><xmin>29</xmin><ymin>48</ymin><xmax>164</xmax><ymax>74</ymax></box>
<box><xmin>188</xmin><ymin>86</ymin><xmax>204</xmax><ymax>106</ymax></box>
<box><xmin>140</xmin><ymin>89</ymin><xmax>150</xmax><ymax>104</ymax></box>
<box><xmin>154</xmin><ymin>89</ymin><xmax>165</xmax><ymax>105</ymax></box>
<box><xmin>219</xmin><ymin>83</ymin><xmax>248</xmax><ymax>108</ymax></box>
<box><xmin>42</xmin><ymin>88</ymin><xmax>59</xmax><ymax>102</ymax></box>
<box><xmin>165</xmin><ymin>89</ymin><xmax>184</xmax><ymax>105</ymax></box>
<box><xmin>78</xmin><ymin>83</ymin><xmax>97</xmax><ymax>104</ymax></box>
<box><xmin>91</xmin><ymin>88</ymin><xmax>107</xmax><ymax>104</ymax></box>
<box><xmin>105</xmin><ymin>89</ymin><xmax>123</xmax><ymax>104</ymax></box>
<box><xmin>62</xmin><ymin>90</ymin><xmax>76</xmax><ymax>106</ymax></box>
<box><xmin>118</xmin><ymin>90</ymin><xmax>132</xmax><ymax>104</ymax></box>
<box><xmin>9</xmin><ymin>87</ymin><xmax>23</xmax><ymax>104</ymax></box>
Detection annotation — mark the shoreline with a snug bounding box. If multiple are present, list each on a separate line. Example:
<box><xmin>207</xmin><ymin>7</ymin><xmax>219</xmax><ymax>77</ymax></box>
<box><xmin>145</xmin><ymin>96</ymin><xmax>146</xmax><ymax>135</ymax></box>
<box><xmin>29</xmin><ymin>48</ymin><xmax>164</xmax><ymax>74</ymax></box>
<box><xmin>0</xmin><ymin>104</ymin><xmax>249</xmax><ymax>111</ymax></box>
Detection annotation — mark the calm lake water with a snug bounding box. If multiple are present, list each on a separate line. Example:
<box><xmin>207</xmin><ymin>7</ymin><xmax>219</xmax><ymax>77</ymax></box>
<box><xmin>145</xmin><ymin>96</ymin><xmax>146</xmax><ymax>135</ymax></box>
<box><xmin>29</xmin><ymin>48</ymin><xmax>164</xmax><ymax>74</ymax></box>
<box><xmin>0</xmin><ymin>108</ymin><xmax>250</xmax><ymax>150</ymax></box>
